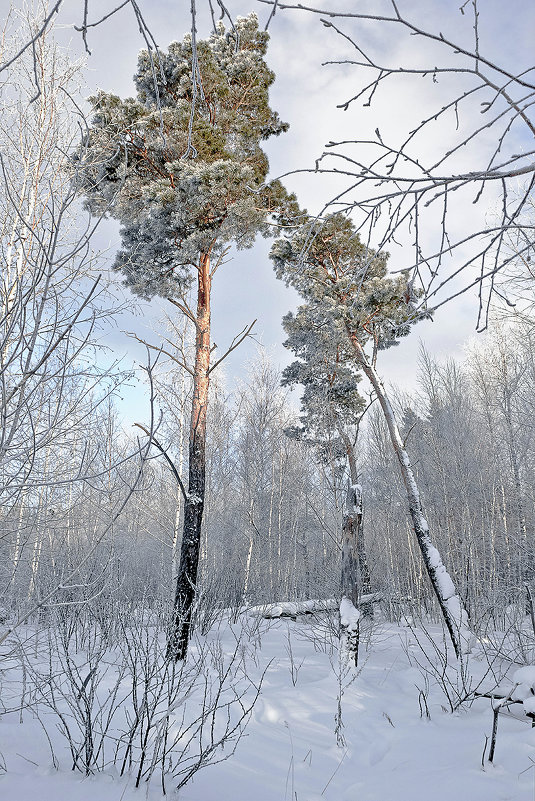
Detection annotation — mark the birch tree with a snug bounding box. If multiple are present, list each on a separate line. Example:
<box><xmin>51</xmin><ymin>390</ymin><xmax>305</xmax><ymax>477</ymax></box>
<box><xmin>0</xmin><ymin>10</ymin><xmax>124</xmax><ymax>519</ymax></box>
<box><xmin>0</xmin><ymin>11</ymin><xmax>151</xmax><ymax>632</ymax></box>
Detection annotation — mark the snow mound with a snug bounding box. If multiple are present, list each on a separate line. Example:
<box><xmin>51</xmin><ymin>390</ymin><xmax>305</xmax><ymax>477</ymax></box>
<box><xmin>340</xmin><ymin>596</ymin><xmax>361</xmax><ymax>631</ymax></box>
<box><xmin>513</xmin><ymin>665</ymin><xmax>535</xmax><ymax>689</ymax></box>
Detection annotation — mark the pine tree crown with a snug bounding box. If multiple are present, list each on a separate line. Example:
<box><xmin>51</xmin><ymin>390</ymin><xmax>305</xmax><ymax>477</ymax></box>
<box><xmin>271</xmin><ymin>213</ymin><xmax>417</xmax><ymax>352</ymax></box>
<box><xmin>77</xmin><ymin>13</ymin><xmax>299</xmax><ymax>300</ymax></box>
<box><xmin>272</xmin><ymin>213</ymin><xmax>422</xmax><ymax>441</ymax></box>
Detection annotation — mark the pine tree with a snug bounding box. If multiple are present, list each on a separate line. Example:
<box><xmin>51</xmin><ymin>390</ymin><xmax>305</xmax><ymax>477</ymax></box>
<box><xmin>79</xmin><ymin>13</ymin><xmax>298</xmax><ymax>659</ymax></box>
<box><xmin>281</xmin><ymin>292</ymin><xmax>372</xmax><ymax>612</ymax></box>
<box><xmin>272</xmin><ymin>213</ymin><xmax>471</xmax><ymax>658</ymax></box>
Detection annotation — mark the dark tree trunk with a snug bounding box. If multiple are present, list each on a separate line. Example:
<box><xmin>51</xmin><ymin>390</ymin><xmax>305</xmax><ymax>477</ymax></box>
<box><xmin>341</xmin><ymin>482</ymin><xmax>362</xmax><ymax>607</ymax></box>
<box><xmin>339</xmin><ymin>431</ymin><xmax>373</xmax><ymax>616</ymax></box>
<box><xmin>341</xmin><ymin>481</ymin><xmax>362</xmax><ymax>667</ymax></box>
<box><xmin>168</xmin><ymin>253</ymin><xmax>211</xmax><ymax>661</ymax></box>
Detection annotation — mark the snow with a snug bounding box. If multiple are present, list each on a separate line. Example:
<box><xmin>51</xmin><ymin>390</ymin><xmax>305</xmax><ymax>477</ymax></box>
<box><xmin>522</xmin><ymin>697</ymin><xmax>535</xmax><ymax>715</ymax></box>
<box><xmin>248</xmin><ymin>599</ymin><xmax>338</xmax><ymax>618</ymax></box>
<box><xmin>426</xmin><ymin>546</ymin><xmax>456</xmax><ymax>600</ymax></box>
<box><xmin>347</xmin><ymin>484</ymin><xmax>362</xmax><ymax>515</ymax></box>
<box><xmin>340</xmin><ymin>597</ymin><xmax>361</xmax><ymax>630</ymax></box>
<box><xmin>509</xmin><ymin>666</ymin><xmax>535</xmax><ymax>717</ymax></box>
<box><xmin>511</xmin><ymin>683</ymin><xmax>534</xmax><ymax>702</ymax></box>
<box><xmin>1</xmin><ymin>618</ymin><xmax>533</xmax><ymax>801</ymax></box>
<box><xmin>249</xmin><ymin>596</ymin><xmax>382</xmax><ymax>620</ymax></box>
<box><xmin>425</xmin><ymin>547</ymin><xmax>473</xmax><ymax>655</ymax></box>
<box><xmin>513</xmin><ymin>666</ymin><xmax>535</xmax><ymax>688</ymax></box>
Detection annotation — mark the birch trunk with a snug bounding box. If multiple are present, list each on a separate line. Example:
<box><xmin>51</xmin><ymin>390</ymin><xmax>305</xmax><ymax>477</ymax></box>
<box><xmin>350</xmin><ymin>335</ymin><xmax>471</xmax><ymax>658</ymax></box>
<box><xmin>243</xmin><ymin>499</ymin><xmax>255</xmax><ymax>602</ymax></box>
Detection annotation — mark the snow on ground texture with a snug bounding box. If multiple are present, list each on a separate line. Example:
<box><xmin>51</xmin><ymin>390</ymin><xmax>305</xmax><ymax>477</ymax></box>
<box><xmin>1</xmin><ymin>619</ymin><xmax>534</xmax><ymax>801</ymax></box>
<box><xmin>513</xmin><ymin>666</ymin><xmax>535</xmax><ymax>689</ymax></box>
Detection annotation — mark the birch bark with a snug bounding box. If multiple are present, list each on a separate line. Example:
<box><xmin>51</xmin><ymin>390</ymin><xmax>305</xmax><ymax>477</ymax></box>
<box><xmin>350</xmin><ymin>334</ymin><xmax>471</xmax><ymax>658</ymax></box>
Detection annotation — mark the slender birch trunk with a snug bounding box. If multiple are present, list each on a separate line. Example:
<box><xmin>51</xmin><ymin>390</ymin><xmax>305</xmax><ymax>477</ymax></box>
<box><xmin>267</xmin><ymin>459</ymin><xmax>275</xmax><ymax>597</ymax></box>
<box><xmin>244</xmin><ymin>537</ymin><xmax>254</xmax><ymax>602</ymax></box>
<box><xmin>168</xmin><ymin>253</ymin><xmax>211</xmax><ymax>660</ymax></box>
<box><xmin>243</xmin><ymin>499</ymin><xmax>255</xmax><ymax>602</ymax></box>
<box><xmin>277</xmin><ymin>449</ymin><xmax>284</xmax><ymax>588</ymax></box>
<box><xmin>351</xmin><ymin>335</ymin><xmax>471</xmax><ymax>658</ymax></box>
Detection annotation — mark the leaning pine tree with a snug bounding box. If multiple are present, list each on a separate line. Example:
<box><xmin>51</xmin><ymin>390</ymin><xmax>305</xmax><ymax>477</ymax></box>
<box><xmin>79</xmin><ymin>14</ymin><xmax>298</xmax><ymax>659</ymax></box>
<box><xmin>271</xmin><ymin>213</ymin><xmax>472</xmax><ymax>659</ymax></box>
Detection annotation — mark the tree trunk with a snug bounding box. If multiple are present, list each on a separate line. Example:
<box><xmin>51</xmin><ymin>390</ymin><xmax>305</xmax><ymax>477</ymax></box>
<box><xmin>339</xmin><ymin>430</ymin><xmax>373</xmax><ymax>614</ymax></box>
<box><xmin>341</xmin><ymin>481</ymin><xmax>363</xmax><ymax>667</ymax></box>
<box><xmin>171</xmin><ymin>321</ymin><xmax>188</xmax><ymax>585</ymax></box>
<box><xmin>350</xmin><ymin>335</ymin><xmax>471</xmax><ymax>659</ymax></box>
<box><xmin>341</xmin><ymin>482</ymin><xmax>362</xmax><ymax>606</ymax></box>
<box><xmin>168</xmin><ymin>253</ymin><xmax>211</xmax><ymax>661</ymax></box>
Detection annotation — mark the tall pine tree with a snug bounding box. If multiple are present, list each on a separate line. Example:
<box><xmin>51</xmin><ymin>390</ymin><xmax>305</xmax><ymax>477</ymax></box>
<box><xmin>79</xmin><ymin>13</ymin><xmax>298</xmax><ymax>659</ymax></box>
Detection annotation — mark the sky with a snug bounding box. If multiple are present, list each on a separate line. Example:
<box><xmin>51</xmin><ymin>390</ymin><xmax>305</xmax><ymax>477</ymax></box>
<box><xmin>2</xmin><ymin>0</ymin><xmax>533</xmax><ymax>423</ymax></box>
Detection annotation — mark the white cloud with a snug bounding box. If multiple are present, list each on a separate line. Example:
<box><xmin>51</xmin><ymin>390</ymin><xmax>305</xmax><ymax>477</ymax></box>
<box><xmin>34</xmin><ymin>0</ymin><xmax>534</xmax><ymax>408</ymax></box>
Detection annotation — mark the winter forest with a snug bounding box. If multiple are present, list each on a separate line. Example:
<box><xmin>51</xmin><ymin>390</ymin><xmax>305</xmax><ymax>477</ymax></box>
<box><xmin>1</xmin><ymin>1</ymin><xmax>535</xmax><ymax>799</ymax></box>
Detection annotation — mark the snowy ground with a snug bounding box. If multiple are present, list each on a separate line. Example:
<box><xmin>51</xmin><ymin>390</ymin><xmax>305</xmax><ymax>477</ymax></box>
<box><xmin>1</xmin><ymin>615</ymin><xmax>534</xmax><ymax>801</ymax></box>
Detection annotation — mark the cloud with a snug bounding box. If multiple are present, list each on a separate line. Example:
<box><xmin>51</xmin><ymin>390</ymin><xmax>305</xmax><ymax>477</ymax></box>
<box><xmin>38</xmin><ymin>0</ymin><xmax>534</xmax><ymax>401</ymax></box>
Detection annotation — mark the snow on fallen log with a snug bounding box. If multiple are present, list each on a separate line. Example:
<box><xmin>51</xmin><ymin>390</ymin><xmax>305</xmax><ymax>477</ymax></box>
<box><xmin>512</xmin><ymin>666</ymin><xmax>535</xmax><ymax>718</ymax></box>
<box><xmin>248</xmin><ymin>593</ymin><xmax>382</xmax><ymax>619</ymax></box>
<box><xmin>475</xmin><ymin>667</ymin><xmax>535</xmax><ymax>763</ymax></box>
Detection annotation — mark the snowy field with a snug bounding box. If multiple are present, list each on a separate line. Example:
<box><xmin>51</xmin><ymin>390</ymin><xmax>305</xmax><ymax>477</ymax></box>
<box><xmin>1</xmin><ymin>614</ymin><xmax>534</xmax><ymax>801</ymax></box>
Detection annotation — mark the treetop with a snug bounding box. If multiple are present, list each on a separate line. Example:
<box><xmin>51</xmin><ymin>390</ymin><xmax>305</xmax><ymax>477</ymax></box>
<box><xmin>77</xmin><ymin>13</ymin><xmax>299</xmax><ymax>300</ymax></box>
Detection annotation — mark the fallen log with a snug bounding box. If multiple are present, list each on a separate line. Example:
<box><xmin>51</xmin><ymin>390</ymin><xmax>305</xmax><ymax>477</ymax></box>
<box><xmin>248</xmin><ymin>593</ymin><xmax>383</xmax><ymax>620</ymax></box>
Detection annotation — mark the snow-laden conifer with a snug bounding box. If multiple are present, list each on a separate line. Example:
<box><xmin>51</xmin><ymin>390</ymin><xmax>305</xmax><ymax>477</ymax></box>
<box><xmin>272</xmin><ymin>213</ymin><xmax>472</xmax><ymax>659</ymax></box>
<box><xmin>78</xmin><ymin>13</ymin><xmax>298</xmax><ymax>660</ymax></box>
<box><xmin>281</xmin><ymin>262</ymin><xmax>373</xmax><ymax>621</ymax></box>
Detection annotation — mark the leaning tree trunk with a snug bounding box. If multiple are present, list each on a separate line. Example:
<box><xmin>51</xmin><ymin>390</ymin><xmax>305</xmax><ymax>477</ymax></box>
<box><xmin>168</xmin><ymin>253</ymin><xmax>211</xmax><ymax>661</ymax></box>
<box><xmin>350</xmin><ymin>335</ymin><xmax>471</xmax><ymax>659</ymax></box>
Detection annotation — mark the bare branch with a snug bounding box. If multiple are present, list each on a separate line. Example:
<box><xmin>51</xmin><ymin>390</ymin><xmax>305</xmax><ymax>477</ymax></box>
<box><xmin>209</xmin><ymin>319</ymin><xmax>257</xmax><ymax>374</ymax></box>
